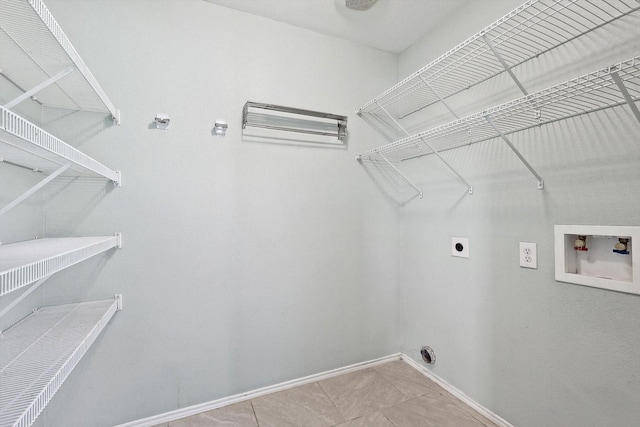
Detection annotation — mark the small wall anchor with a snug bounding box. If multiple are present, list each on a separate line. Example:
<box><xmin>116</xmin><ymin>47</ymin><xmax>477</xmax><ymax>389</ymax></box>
<box><xmin>154</xmin><ymin>113</ymin><xmax>170</xmax><ymax>131</ymax></box>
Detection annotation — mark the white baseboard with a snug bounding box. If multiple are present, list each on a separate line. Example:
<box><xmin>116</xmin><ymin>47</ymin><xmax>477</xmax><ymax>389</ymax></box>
<box><xmin>116</xmin><ymin>352</ymin><xmax>512</xmax><ymax>427</ymax></box>
<box><xmin>115</xmin><ymin>353</ymin><xmax>402</xmax><ymax>427</ymax></box>
<box><xmin>400</xmin><ymin>354</ymin><xmax>514</xmax><ymax>427</ymax></box>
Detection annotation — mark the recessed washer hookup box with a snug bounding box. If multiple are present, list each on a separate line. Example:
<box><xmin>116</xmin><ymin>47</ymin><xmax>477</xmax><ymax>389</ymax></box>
<box><xmin>554</xmin><ymin>225</ymin><xmax>640</xmax><ymax>295</ymax></box>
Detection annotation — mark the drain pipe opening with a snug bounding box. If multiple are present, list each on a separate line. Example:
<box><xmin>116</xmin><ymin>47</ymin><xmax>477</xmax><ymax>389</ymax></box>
<box><xmin>420</xmin><ymin>346</ymin><xmax>436</xmax><ymax>364</ymax></box>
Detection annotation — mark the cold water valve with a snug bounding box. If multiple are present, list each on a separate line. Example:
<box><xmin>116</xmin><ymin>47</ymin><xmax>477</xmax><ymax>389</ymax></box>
<box><xmin>613</xmin><ymin>238</ymin><xmax>630</xmax><ymax>255</ymax></box>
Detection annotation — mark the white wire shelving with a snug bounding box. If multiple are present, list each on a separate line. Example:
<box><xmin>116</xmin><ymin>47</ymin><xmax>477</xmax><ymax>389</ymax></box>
<box><xmin>357</xmin><ymin>0</ymin><xmax>640</xmax><ymax>121</ymax></box>
<box><xmin>356</xmin><ymin>0</ymin><xmax>640</xmax><ymax>198</ymax></box>
<box><xmin>1</xmin><ymin>0</ymin><xmax>122</xmax><ymax>216</ymax></box>
<box><xmin>0</xmin><ymin>235</ymin><xmax>121</xmax><ymax>298</ymax></box>
<box><xmin>0</xmin><ymin>297</ymin><xmax>121</xmax><ymax>427</ymax></box>
<box><xmin>0</xmin><ymin>106</ymin><xmax>121</xmax><ymax>184</ymax></box>
<box><xmin>358</xmin><ymin>56</ymin><xmax>640</xmax><ymax>193</ymax></box>
<box><xmin>0</xmin><ymin>0</ymin><xmax>120</xmax><ymax>123</ymax></box>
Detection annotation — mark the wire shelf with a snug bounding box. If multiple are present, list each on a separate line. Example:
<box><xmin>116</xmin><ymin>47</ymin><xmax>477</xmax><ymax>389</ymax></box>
<box><xmin>0</xmin><ymin>299</ymin><xmax>119</xmax><ymax>427</ymax></box>
<box><xmin>357</xmin><ymin>0</ymin><xmax>639</xmax><ymax>120</ymax></box>
<box><xmin>358</xmin><ymin>56</ymin><xmax>640</xmax><ymax>161</ymax></box>
<box><xmin>0</xmin><ymin>0</ymin><xmax>120</xmax><ymax>123</ymax></box>
<box><xmin>0</xmin><ymin>236</ymin><xmax>121</xmax><ymax>297</ymax></box>
<box><xmin>0</xmin><ymin>107</ymin><xmax>120</xmax><ymax>183</ymax></box>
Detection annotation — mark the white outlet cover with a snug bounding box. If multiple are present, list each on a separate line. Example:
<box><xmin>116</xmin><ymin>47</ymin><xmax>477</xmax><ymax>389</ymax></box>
<box><xmin>451</xmin><ymin>237</ymin><xmax>469</xmax><ymax>258</ymax></box>
<box><xmin>520</xmin><ymin>242</ymin><xmax>537</xmax><ymax>269</ymax></box>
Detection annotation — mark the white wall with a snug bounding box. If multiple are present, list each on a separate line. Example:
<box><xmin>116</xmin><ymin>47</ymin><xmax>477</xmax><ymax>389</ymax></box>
<box><xmin>397</xmin><ymin>2</ymin><xmax>640</xmax><ymax>426</ymax></box>
<box><xmin>1</xmin><ymin>1</ymin><xmax>401</xmax><ymax>425</ymax></box>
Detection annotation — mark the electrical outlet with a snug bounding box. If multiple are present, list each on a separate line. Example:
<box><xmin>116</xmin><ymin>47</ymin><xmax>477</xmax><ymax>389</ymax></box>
<box><xmin>451</xmin><ymin>237</ymin><xmax>469</xmax><ymax>258</ymax></box>
<box><xmin>519</xmin><ymin>242</ymin><xmax>537</xmax><ymax>269</ymax></box>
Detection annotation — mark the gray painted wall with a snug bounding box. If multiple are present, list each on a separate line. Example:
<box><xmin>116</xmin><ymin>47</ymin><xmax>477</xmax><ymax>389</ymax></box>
<box><xmin>397</xmin><ymin>2</ymin><xmax>640</xmax><ymax>427</ymax></box>
<box><xmin>2</xmin><ymin>1</ymin><xmax>400</xmax><ymax>425</ymax></box>
<box><xmin>3</xmin><ymin>1</ymin><xmax>640</xmax><ymax>426</ymax></box>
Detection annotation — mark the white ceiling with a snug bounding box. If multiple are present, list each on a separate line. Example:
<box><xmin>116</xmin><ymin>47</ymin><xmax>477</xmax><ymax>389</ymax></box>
<box><xmin>203</xmin><ymin>0</ymin><xmax>469</xmax><ymax>54</ymax></box>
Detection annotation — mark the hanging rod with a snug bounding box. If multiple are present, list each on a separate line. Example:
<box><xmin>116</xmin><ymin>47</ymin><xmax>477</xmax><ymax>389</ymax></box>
<box><xmin>243</xmin><ymin>102</ymin><xmax>348</xmax><ymax>141</ymax></box>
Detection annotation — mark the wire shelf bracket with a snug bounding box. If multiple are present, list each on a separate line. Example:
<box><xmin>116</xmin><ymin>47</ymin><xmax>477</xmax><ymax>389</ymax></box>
<box><xmin>0</xmin><ymin>298</ymin><xmax>121</xmax><ymax>427</ymax></box>
<box><xmin>0</xmin><ymin>275</ymin><xmax>53</xmax><ymax>320</ymax></box>
<box><xmin>611</xmin><ymin>70</ymin><xmax>640</xmax><ymax>125</ymax></box>
<box><xmin>481</xmin><ymin>34</ymin><xmax>529</xmax><ymax>97</ymax></box>
<box><xmin>485</xmin><ymin>115</ymin><xmax>544</xmax><ymax>190</ymax></box>
<box><xmin>0</xmin><ymin>162</ymin><xmax>71</xmax><ymax>217</ymax></box>
<box><xmin>3</xmin><ymin>67</ymin><xmax>75</xmax><ymax>110</ymax></box>
<box><xmin>359</xmin><ymin>102</ymin><xmax>473</xmax><ymax>196</ymax></box>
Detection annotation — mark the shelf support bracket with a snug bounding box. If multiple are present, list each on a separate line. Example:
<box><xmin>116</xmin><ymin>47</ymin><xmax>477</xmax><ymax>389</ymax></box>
<box><xmin>485</xmin><ymin>115</ymin><xmax>544</xmax><ymax>190</ymax></box>
<box><xmin>482</xmin><ymin>34</ymin><xmax>529</xmax><ymax>97</ymax></box>
<box><xmin>376</xmin><ymin>151</ymin><xmax>423</xmax><ymax>199</ymax></box>
<box><xmin>377</xmin><ymin>102</ymin><xmax>473</xmax><ymax>195</ymax></box>
<box><xmin>611</xmin><ymin>71</ymin><xmax>640</xmax><ymax>126</ymax></box>
<box><xmin>0</xmin><ymin>163</ymin><xmax>72</xmax><ymax>217</ymax></box>
<box><xmin>3</xmin><ymin>67</ymin><xmax>75</xmax><ymax>110</ymax></box>
<box><xmin>419</xmin><ymin>76</ymin><xmax>460</xmax><ymax>119</ymax></box>
<box><xmin>0</xmin><ymin>274</ymin><xmax>54</xmax><ymax>321</ymax></box>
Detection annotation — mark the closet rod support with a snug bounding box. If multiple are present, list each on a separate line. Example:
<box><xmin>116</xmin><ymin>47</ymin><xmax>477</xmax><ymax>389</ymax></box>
<box><xmin>485</xmin><ymin>115</ymin><xmax>544</xmax><ymax>190</ymax></box>
<box><xmin>3</xmin><ymin>67</ymin><xmax>75</xmax><ymax>110</ymax></box>
<box><xmin>377</xmin><ymin>102</ymin><xmax>473</xmax><ymax>195</ymax></box>
<box><xmin>378</xmin><ymin>152</ymin><xmax>423</xmax><ymax>199</ymax></box>
<box><xmin>0</xmin><ymin>163</ymin><xmax>72</xmax><ymax>217</ymax></box>
<box><xmin>482</xmin><ymin>34</ymin><xmax>528</xmax><ymax>96</ymax></box>
<box><xmin>611</xmin><ymin>71</ymin><xmax>640</xmax><ymax>125</ymax></box>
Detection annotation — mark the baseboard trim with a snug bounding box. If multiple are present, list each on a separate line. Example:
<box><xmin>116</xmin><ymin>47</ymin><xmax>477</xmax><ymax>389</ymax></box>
<box><xmin>115</xmin><ymin>353</ymin><xmax>402</xmax><ymax>427</ymax></box>
<box><xmin>116</xmin><ymin>352</ymin><xmax>512</xmax><ymax>427</ymax></box>
<box><xmin>400</xmin><ymin>354</ymin><xmax>514</xmax><ymax>427</ymax></box>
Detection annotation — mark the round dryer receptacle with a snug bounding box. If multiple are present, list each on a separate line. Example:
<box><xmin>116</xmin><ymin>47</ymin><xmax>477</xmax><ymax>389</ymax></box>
<box><xmin>420</xmin><ymin>346</ymin><xmax>436</xmax><ymax>364</ymax></box>
<box><xmin>455</xmin><ymin>243</ymin><xmax>464</xmax><ymax>252</ymax></box>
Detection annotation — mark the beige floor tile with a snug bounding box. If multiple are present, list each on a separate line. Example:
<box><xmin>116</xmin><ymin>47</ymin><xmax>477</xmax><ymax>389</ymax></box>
<box><xmin>374</xmin><ymin>360</ymin><xmax>445</xmax><ymax>399</ymax></box>
<box><xmin>445</xmin><ymin>395</ymin><xmax>500</xmax><ymax>427</ymax></box>
<box><xmin>251</xmin><ymin>382</ymin><xmax>344</xmax><ymax>427</ymax></box>
<box><xmin>382</xmin><ymin>393</ymin><xmax>486</xmax><ymax>427</ymax></box>
<box><xmin>318</xmin><ymin>368</ymin><xmax>408</xmax><ymax>421</ymax></box>
<box><xmin>168</xmin><ymin>401</ymin><xmax>258</xmax><ymax>427</ymax></box>
<box><xmin>334</xmin><ymin>411</ymin><xmax>395</xmax><ymax>427</ymax></box>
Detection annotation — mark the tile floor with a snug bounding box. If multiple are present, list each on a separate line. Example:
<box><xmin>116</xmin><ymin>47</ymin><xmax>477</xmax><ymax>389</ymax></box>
<box><xmin>155</xmin><ymin>360</ymin><xmax>499</xmax><ymax>427</ymax></box>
